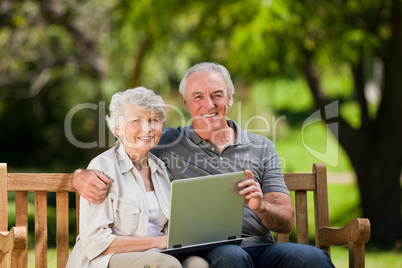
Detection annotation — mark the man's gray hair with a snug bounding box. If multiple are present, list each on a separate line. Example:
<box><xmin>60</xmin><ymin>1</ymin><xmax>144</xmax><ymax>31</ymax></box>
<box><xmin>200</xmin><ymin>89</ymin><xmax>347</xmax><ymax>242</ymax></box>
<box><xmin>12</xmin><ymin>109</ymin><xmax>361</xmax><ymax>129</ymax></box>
<box><xmin>106</xmin><ymin>87</ymin><xmax>167</xmax><ymax>138</ymax></box>
<box><xmin>179</xmin><ymin>62</ymin><xmax>235</xmax><ymax>106</ymax></box>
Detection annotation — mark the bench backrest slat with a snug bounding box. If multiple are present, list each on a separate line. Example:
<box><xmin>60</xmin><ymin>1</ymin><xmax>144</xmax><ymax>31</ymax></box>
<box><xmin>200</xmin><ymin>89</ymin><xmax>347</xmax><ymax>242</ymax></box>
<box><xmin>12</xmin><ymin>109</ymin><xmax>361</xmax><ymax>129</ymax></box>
<box><xmin>295</xmin><ymin>190</ymin><xmax>309</xmax><ymax>244</ymax></box>
<box><xmin>0</xmin><ymin>164</ymin><xmax>7</xmax><ymax>268</ymax></box>
<box><xmin>14</xmin><ymin>191</ymin><xmax>28</xmax><ymax>268</ymax></box>
<box><xmin>284</xmin><ymin>173</ymin><xmax>316</xmax><ymax>190</ymax></box>
<box><xmin>57</xmin><ymin>192</ymin><xmax>70</xmax><ymax>268</ymax></box>
<box><xmin>35</xmin><ymin>192</ymin><xmax>48</xmax><ymax>268</ymax></box>
<box><xmin>8</xmin><ymin>174</ymin><xmax>74</xmax><ymax>192</ymax></box>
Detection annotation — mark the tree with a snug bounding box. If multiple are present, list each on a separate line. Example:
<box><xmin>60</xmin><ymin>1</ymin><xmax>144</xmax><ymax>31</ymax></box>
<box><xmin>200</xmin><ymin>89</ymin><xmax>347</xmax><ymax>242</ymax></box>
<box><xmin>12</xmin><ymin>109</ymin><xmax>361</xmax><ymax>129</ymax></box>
<box><xmin>300</xmin><ymin>0</ymin><xmax>402</xmax><ymax>245</ymax></box>
<box><xmin>225</xmin><ymin>0</ymin><xmax>402</xmax><ymax>245</ymax></box>
<box><xmin>0</xmin><ymin>0</ymin><xmax>110</xmax><ymax>170</ymax></box>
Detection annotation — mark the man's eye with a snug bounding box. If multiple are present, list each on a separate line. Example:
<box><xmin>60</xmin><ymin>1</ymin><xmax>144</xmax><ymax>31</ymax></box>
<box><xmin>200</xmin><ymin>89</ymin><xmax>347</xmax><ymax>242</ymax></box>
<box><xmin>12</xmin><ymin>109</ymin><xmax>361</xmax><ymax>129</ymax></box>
<box><xmin>214</xmin><ymin>94</ymin><xmax>223</xmax><ymax>98</ymax></box>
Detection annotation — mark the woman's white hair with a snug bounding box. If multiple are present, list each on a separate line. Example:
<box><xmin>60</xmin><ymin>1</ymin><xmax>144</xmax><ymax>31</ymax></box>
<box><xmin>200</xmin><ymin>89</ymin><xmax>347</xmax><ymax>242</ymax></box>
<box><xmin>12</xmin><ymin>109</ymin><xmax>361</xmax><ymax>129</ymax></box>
<box><xmin>105</xmin><ymin>87</ymin><xmax>167</xmax><ymax>138</ymax></box>
<box><xmin>178</xmin><ymin>62</ymin><xmax>235</xmax><ymax>106</ymax></box>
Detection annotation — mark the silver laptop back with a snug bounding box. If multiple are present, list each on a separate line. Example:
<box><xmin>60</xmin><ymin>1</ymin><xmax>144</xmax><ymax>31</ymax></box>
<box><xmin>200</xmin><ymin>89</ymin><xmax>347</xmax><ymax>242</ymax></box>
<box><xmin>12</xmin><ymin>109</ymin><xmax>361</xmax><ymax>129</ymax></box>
<box><xmin>167</xmin><ymin>171</ymin><xmax>245</xmax><ymax>249</ymax></box>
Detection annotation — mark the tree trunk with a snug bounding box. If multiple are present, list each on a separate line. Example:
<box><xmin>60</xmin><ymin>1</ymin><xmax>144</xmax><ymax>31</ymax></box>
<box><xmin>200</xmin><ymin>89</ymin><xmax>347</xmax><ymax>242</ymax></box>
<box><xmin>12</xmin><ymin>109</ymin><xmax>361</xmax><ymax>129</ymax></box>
<box><xmin>345</xmin><ymin>133</ymin><xmax>402</xmax><ymax>245</ymax></box>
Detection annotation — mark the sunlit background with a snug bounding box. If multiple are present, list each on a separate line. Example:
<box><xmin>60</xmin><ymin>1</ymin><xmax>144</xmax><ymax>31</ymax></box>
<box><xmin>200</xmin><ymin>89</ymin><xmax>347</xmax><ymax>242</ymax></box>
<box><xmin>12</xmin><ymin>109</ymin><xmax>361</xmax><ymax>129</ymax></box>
<box><xmin>1</xmin><ymin>1</ymin><xmax>401</xmax><ymax>267</ymax></box>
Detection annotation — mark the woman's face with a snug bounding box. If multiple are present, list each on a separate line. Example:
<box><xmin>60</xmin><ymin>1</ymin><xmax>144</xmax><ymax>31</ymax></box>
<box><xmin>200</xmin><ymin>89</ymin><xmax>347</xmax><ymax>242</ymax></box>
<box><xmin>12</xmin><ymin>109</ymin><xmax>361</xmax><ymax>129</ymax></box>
<box><xmin>117</xmin><ymin>105</ymin><xmax>163</xmax><ymax>158</ymax></box>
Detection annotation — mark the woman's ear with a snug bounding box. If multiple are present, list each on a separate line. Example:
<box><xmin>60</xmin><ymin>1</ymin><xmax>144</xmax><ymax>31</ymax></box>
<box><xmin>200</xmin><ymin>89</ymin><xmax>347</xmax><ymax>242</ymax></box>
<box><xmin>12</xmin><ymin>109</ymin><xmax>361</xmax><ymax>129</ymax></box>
<box><xmin>114</xmin><ymin>128</ymin><xmax>120</xmax><ymax>138</ymax></box>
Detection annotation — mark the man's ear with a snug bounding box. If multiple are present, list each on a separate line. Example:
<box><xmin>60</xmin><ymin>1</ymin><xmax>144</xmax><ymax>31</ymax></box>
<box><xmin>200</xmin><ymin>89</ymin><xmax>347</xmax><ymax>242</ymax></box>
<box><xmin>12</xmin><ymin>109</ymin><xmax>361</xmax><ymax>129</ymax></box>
<box><xmin>228</xmin><ymin>96</ymin><xmax>233</xmax><ymax>107</ymax></box>
<box><xmin>181</xmin><ymin>94</ymin><xmax>189</xmax><ymax>110</ymax></box>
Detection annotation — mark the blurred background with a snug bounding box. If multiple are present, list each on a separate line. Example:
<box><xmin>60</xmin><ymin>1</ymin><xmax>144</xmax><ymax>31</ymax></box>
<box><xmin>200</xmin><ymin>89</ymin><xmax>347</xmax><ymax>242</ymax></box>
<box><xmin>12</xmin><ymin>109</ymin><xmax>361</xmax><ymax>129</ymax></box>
<box><xmin>1</xmin><ymin>0</ymin><xmax>401</xmax><ymax>266</ymax></box>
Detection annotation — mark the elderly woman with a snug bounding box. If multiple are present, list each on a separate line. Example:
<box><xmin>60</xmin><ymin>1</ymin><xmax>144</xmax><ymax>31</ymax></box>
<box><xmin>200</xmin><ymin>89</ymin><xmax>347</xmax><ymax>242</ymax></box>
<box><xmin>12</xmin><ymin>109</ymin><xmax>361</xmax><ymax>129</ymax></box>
<box><xmin>67</xmin><ymin>87</ymin><xmax>208</xmax><ymax>268</ymax></box>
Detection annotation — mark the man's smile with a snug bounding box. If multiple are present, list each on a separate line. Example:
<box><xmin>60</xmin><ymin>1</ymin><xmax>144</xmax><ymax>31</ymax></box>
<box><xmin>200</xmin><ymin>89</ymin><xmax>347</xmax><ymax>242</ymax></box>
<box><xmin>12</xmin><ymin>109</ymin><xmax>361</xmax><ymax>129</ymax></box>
<box><xmin>202</xmin><ymin>113</ymin><xmax>218</xmax><ymax>118</ymax></box>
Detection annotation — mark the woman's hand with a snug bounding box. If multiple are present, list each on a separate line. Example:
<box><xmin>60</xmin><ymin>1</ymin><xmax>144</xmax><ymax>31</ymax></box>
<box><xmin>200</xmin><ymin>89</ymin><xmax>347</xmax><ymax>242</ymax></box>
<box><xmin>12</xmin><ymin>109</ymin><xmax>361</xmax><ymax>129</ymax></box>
<box><xmin>153</xmin><ymin>236</ymin><xmax>168</xmax><ymax>249</ymax></box>
<box><xmin>102</xmin><ymin>235</ymin><xmax>168</xmax><ymax>255</ymax></box>
<box><xmin>238</xmin><ymin>170</ymin><xmax>263</xmax><ymax>211</ymax></box>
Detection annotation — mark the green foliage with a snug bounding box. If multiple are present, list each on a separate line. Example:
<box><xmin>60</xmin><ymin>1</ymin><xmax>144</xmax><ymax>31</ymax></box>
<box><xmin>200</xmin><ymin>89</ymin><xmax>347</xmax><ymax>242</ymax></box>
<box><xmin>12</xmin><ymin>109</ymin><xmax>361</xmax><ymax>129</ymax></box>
<box><xmin>2</xmin><ymin>1</ymin><xmax>393</xmax><ymax>173</ymax></box>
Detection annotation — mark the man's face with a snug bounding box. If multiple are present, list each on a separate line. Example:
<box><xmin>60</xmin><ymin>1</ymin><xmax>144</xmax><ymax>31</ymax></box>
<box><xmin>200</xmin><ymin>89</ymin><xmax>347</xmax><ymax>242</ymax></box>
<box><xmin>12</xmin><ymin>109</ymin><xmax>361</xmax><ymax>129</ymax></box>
<box><xmin>181</xmin><ymin>71</ymin><xmax>232</xmax><ymax>134</ymax></box>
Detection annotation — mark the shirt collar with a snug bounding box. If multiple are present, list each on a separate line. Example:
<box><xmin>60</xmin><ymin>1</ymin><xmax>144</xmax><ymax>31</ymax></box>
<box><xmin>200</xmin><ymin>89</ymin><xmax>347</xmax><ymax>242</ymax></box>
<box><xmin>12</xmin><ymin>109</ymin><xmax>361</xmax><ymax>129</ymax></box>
<box><xmin>183</xmin><ymin>120</ymin><xmax>253</xmax><ymax>146</ymax></box>
<box><xmin>229</xmin><ymin>120</ymin><xmax>254</xmax><ymax>145</ymax></box>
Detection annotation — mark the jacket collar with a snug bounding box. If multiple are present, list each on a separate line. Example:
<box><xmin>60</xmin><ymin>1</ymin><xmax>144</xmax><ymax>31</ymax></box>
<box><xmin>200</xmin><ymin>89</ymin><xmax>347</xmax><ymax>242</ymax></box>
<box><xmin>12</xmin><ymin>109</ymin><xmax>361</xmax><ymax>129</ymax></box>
<box><xmin>116</xmin><ymin>142</ymin><xmax>165</xmax><ymax>174</ymax></box>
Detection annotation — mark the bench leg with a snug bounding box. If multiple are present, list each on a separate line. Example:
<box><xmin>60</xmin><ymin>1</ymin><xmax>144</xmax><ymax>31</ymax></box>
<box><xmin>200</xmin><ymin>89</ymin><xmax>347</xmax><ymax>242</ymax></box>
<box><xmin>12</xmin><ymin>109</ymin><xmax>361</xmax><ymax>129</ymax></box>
<box><xmin>349</xmin><ymin>241</ymin><xmax>365</xmax><ymax>268</ymax></box>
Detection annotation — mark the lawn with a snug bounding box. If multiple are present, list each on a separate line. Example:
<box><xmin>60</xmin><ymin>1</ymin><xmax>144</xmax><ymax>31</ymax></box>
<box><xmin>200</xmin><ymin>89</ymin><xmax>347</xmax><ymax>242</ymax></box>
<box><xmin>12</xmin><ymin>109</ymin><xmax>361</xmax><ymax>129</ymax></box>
<box><xmin>331</xmin><ymin>246</ymin><xmax>402</xmax><ymax>268</ymax></box>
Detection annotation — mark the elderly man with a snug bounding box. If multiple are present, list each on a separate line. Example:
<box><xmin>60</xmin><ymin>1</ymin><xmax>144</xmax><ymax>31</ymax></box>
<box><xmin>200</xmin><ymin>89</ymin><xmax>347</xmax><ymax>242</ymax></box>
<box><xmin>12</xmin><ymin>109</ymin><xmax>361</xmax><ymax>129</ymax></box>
<box><xmin>72</xmin><ymin>62</ymin><xmax>334</xmax><ymax>267</ymax></box>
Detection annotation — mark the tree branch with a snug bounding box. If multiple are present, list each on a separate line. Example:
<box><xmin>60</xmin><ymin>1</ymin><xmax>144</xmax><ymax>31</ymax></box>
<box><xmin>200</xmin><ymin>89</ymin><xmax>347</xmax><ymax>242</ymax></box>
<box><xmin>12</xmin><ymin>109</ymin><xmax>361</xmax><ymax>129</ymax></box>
<box><xmin>130</xmin><ymin>34</ymin><xmax>152</xmax><ymax>87</ymax></box>
<box><xmin>302</xmin><ymin>50</ymin><xmax>329</xmax><ymax>118</ymax></box>
<box><xmin>302</xmin><ymin>49</ymin><xmax>362</xmax><ymax>153</ymax></box>
<box><xmin>39</xmin><ymin>0</ymin><xmax>106</xmax><ymax>80</ymax></box>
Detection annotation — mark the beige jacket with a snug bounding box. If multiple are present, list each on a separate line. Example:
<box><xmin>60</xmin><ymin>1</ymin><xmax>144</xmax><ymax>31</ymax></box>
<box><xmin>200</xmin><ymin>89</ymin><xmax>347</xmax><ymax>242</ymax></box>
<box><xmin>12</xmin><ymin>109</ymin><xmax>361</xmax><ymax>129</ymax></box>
<box><xmin>66</xmin><ymin>144</ymin><xmax>171</xmax><ymax>268</ymax></box>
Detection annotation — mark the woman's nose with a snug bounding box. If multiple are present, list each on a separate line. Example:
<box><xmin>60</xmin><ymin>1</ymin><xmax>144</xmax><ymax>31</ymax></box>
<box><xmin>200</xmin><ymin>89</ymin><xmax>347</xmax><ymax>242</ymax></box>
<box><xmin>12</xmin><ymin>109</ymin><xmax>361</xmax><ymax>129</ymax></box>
<box><xmin>141</xmin><ymin>121</ymin><xmax>152</xmax><ymax>132</ymax></box>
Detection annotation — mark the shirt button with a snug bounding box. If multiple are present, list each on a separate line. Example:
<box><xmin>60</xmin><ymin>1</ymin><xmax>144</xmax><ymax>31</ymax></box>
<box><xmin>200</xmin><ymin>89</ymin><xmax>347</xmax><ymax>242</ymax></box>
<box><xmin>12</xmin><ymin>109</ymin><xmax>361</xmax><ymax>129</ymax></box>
<box><xmin>219</xmin><ymin>157</ymin><xmax>223</xmax><ymax>161</ymax></box>
<box><xmin>211</xmin><ymin>148</ymin><xmax>214</xmax><ymax>151</ymax></box>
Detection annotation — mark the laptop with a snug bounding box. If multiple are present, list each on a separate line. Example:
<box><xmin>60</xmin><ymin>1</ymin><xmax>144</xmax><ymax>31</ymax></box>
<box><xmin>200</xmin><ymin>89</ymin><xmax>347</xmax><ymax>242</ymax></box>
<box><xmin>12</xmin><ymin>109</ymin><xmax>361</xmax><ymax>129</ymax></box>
<box><xmin>160</xmin><ymin>171</ymin><xmax>246</xmax><ymax>256</ymax></box>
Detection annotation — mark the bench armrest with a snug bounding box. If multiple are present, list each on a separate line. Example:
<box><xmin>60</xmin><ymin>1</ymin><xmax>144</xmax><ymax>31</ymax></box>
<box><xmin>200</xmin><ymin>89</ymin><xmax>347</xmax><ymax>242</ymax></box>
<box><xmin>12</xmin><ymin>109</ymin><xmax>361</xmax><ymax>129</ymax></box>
<box><xmin>0</xmin><ymin>227</ymin><xmax>27</xmax><ymax>253</ymax></box>
<box><xmin>319</xmin><ymin>218</ymin><xmax>370</xmax><ymax>247</ymax></box>
<box><xmin>319</xmin><ymin>218</ymin><xmax>370</xmax><ymax>268</ymax></box>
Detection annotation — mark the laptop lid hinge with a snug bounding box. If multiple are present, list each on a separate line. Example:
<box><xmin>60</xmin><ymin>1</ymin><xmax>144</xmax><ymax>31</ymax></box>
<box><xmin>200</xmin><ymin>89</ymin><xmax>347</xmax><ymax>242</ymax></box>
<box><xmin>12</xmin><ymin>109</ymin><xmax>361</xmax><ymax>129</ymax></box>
<box><xmin>173</xmin><ymin>244</ymin><xmax>182</xmax><ymax>249</ymax></box>
<box><xmin>228</xmin><ymin>236</ymin><xmax>237</xmax><ymax>240</ymax></box>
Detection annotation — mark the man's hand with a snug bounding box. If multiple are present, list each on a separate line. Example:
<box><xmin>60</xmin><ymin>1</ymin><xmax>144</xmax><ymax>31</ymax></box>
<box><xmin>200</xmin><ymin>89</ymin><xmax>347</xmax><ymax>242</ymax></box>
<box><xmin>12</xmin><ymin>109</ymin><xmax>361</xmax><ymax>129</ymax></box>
<box><xmin>238</xmin><ymin>170</ymin><xmax>295</xmax><ymax>233</ymax></box>
<box><xmin>238</xmin><ymin>170</ymin><xmax>263</xmax><ymax>211</ymax></box>
<box><xmin>72</xmin><ymin>169</ymin><xmax>112</xmax><ymax>204</ymax></box>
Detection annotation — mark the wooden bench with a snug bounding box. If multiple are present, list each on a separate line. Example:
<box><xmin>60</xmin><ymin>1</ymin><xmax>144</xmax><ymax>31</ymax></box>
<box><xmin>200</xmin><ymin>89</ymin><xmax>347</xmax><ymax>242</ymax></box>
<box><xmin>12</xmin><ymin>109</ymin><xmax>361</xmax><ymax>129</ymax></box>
<box><xmin>0</xmin><ymin>163</ymin><xmax>370</xmax><ymax>268</ymax></box>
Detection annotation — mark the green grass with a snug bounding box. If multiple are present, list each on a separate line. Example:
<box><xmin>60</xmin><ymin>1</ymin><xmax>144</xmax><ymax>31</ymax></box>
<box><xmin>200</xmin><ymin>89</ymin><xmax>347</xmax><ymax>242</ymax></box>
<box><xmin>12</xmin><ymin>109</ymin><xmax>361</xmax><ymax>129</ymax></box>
<box><xmin>331</xmin><ymin>246</ymin><xmax>402</xmax><ymax>268</ymax></box>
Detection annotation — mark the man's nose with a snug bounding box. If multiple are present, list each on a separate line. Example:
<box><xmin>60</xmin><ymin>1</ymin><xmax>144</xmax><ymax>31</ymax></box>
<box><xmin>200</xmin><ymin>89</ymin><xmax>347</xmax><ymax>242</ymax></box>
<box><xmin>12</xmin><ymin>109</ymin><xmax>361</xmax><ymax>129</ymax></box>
<box><xmin>204</xmin><ymin>96</ymin><xmax>215</xmax><ymax>108</ymax></box>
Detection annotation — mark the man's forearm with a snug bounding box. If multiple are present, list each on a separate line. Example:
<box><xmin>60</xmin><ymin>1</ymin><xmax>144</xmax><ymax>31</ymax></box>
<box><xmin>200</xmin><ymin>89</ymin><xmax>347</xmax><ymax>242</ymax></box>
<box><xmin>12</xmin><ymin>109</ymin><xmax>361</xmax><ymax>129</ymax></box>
<box><xmin>256</xmin><ymin>200</ymin><xmax>295</xmax><ymax>233</ymax></box>
<box><xmin>255</xmin><ymin>192</ymin><xmax>295</xmax><ymax>234</ymax></box>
